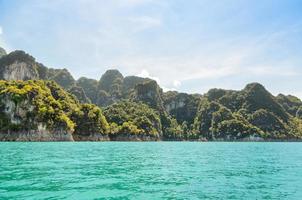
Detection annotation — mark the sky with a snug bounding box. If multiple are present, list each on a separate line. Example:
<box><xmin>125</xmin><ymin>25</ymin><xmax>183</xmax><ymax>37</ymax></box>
<box><xmin>0</xmin><ymin>0</ymin><xmax>302</xmax><ymax>97</ymax></box>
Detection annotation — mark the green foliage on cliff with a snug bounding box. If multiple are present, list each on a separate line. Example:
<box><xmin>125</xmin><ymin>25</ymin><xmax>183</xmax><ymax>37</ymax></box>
<box><xmin>71</xmin><ymin>104</ymin><xmax>109</xmax><ymax>135</ymax></box>
<box><xmin>196</xmin><ymin>83</ymin><xmax>302</xmax><ymax>140</ymax></box>
<box><xmin>47</xmin><ymin>68</ymin><xmax>76</xmax><ymax>89</ymax></box>
<box><xmin>0</xmin><ymin>51</ymin><xmax>40</xmax><ymax>80</ymax></box>
<box><xmin>0</xmin><ymin>47</ymin><xmax>7</xmax><ymax>58</ymax></box>
<box><xmin>98</xmin><ymin>69</ymin><xmax>124</xmax><ymax>94</ymax></box>
<box><xmin>0</xmin><ymin>80</ymin><xmax>109</xmax><ymax>137</ymax></box>
<box><xmin>103</xmin><ymin>101</ymin><xmax>162</xmax><ymax>137</ymax></box>
<box><xmin>0</xmin><ymin>80</ymin><xmax>76</xmax><ymax>131</ymax></box>
<box><xmin>131</xmin><ymin>80</ymin><xmax>166</xmax><ymax>113</ymax></box>
<box><xmin>68</xmin><ymin>85</ymin><xmax>91</xmax><ymax>104</ymax></box>
<box><xmin>77</xmin><ymin>77</ymin><xmax>98</xmax><ymax>103</ymax></box>
<box><xmin>276</xmin><ymin>94</ymin><xmax>302</xmax><ymax>118</ymax></box>
<box><xmin>163</xmin><ymin>91</ymin><xmax>200</xmax><ymax>124</ymax></box>
<box><xmin>122</xmin><ymin>76</ymin><xmax>149</xmax><ymax>97</ymax></box>
<box><xmin>0</xmin><ymin>50</ymin><xmax>36</xmax><ymax>67</ymax></box>
<box><xmin>2</xmin><ymin>48</ymin><xmax>302</xmax><ymax>141</ymax></box>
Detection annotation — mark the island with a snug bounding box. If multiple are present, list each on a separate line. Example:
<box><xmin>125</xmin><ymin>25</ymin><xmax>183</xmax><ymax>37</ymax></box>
<box><xmin>1</xmin><ymin>47</ymin><xmax>302</xmax><ymax>141</ymax></box>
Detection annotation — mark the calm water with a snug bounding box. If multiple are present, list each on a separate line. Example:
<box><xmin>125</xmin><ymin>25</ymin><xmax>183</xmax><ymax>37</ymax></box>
<box><xmin>1</xmin><ymin>142</ymin><xmax>302</xmax><ymax>200</ymax></box>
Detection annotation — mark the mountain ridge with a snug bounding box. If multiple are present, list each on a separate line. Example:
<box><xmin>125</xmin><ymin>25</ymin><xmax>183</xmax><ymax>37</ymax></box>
<box><xmin>1</xmin><ymin>47</ymin><xmax>302</xmax><ymax>141</ymax></box>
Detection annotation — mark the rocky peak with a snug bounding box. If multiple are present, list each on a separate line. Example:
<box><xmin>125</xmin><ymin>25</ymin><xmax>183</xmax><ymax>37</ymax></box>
<box><xmin>243</xmin><ymin>82</ymin><xmax>267</xmax><ymax>93</ymax></box>
<box><xmin>47</xmin><ymin>68</ymin><xmax>75</xmax><ymax>89</ymax></box>
<box><xmin>122</xmin><ymin>75</ymin><xmax>150</xmax><ymax>95</ymax></box>
<box><xmin>98</xmin><ymin>69</ymin><xmax>124</xmax><ymax>93</ymax></box>
<box><xmin>0</xmin><ymin>47</ymin><xmax>7</xmax><ymax>58</ymax></box>
<box><xmin>276</xmin><ymin>94</ymin><xmax>302</xmax><ymax>117</ymax></box>
<box><xmin>0</xmin><ymin>50</ymin><xmax>39</xmax><ymax>80</ymax></box>
<box><xmin>163</xmin><ymin>91</ymin><xmax>200</xmax><ymax>124</ymax></box>
<box><xmin>242</xmin><ymin>82</ymin><xmax>289</xmax><ymax>121</ymax></box>
<box><xmin>132</xmin><ymin>80</ymin><xmax>165</xmax><ymax>112</ymax></box>
<box><xmin>206</xmin><ymin>88</ymin><xmax>228</xmax><ymax>101</ymax></box>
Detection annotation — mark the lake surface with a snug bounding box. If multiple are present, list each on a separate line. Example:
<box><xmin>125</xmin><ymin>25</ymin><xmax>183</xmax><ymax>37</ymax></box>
<box><xmin>0</xmin><ymin>142</ymin><xmax>302</xmax><ymax>199</ymax></box>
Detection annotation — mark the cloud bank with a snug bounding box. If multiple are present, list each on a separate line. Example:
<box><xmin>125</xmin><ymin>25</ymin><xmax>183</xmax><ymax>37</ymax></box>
<box><xmin>1</xmin><ymin>0</ymin><xmax>302</xmax><ymax>97</ymax></box>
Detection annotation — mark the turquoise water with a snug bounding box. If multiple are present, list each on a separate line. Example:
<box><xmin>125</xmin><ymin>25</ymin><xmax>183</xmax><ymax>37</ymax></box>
<box><xmin>0</xmin><ymin>143</ymin><xmax>302</xmax><ymax>199</ymax></box>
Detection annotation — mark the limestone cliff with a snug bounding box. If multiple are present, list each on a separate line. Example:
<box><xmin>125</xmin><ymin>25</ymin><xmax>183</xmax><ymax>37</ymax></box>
<box><xmin>163</xmin><ymin>91</ymin><xmax>200</xmax><ymax>124</ymax></box>
<box><xmin>0</xmin><ymin>89</ymin><xmax>73</xmax><ymax>141</ymax></box>
<box><xmin>0</xmin><ymin>51</ymin><xmax>40</xmax><ymax>80</ymax></box>
<box><xmin>0</xmin><ymin>47</ymin><xmax>7</xmax><ymax>58</ymax></box>
<box><xmin>0</xmin><ymin>80</ymin><xmax>110</xmax><ymax>141</ymax></box>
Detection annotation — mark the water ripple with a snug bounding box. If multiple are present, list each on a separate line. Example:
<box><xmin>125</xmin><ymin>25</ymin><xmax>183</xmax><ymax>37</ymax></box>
<box><xmin>0</xmin><ymin>142</ymin><xmax>302</xmax><ymax>199</ymax></box>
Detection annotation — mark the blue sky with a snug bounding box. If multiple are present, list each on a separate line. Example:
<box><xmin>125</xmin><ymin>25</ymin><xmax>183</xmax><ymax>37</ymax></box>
<box><xmin>0</xmin><ymin>0</ymin><xmax>302</xmax><ymax>97</ymax></box>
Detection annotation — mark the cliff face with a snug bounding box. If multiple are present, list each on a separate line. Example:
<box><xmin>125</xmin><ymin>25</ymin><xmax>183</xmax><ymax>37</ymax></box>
<box><xmin>1</xmin><ymin>46</ymin><xmax>302</xmax><ymax>141</ymax></box>
<box><xmin>0</xmin><ymin>130</ymin><xmax>74</xmax><ymax>141</ymax></box>
<box><xmin>131</xmin><ymin>80</ymin><xmax>165</xmax><ymax>112</ymax></box>
<box><xmin>1</xmin><ymin>62</ymin><xmax>39</xmax><ymax>81</ymax></box>
<box><xmin>0</xmin><ymin>47</ymin><xmax>7</xmax><ymax>58</ymax></box>
<box><xmin>72</xmin><ymin>134</ymin><xmax>109</xmax><ymax>141</ymax></box>
<box><xmin>0</xmin><ymin>90</ymin><xmax>73</xmax><ymax>141</ymax></box>
<box><xmin>163</xmin><ymin>92</ymin><xmax>200</xmax><ymax>124</ymax></box>
<box><xmin>0</xmin><ymin>50</ymin><xmax>86</xmax><ymax>103</ymax></box>
<box><xmin>0</xmin><ymin>51</ymin><xmax>40</xmax><ymax>81</ymax></box>
<box><xmin>103</xmin><ymin>101</ymin><xmax>162</xmax><ymax>139</ymax></box>
<box><xmin>0</xmin><ymin>80</ymin><xmax>110</xmax><ymax>141</ymax></box>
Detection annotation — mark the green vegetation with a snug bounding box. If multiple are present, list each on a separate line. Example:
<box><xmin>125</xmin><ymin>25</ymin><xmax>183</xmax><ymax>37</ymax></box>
<box><xmin>71</xmin><ymin>104</ymin><xmax>109</xmax><ymax>135</ymax></box>
<box><xmin>195</xmin><ymin>83</ymin><xmax>302</xmax><ymax>140</ymax></box>
<box><xmin>0</xmin><ymin>80</ymin><xmax>76</xmax><ymax>131</ymax></box>
<box><xmin>1</xmin><ymin>47</ymin><xmax>302</xmax><ymax>141</ymax></box>
<box><xmin>0</xmin><ymin>50</ymin><xmax>40</xmax><ymax>80</ymax></box>
<box><xmin>276</xmin><ymin>94</ymin><xmax>302</xmax><ymax>118</ymax></box>
<box><xmin>103</xmin><ymin>101</ymin><xmax>162</xmax><ymax>138</ymax></box>
<box><xmin>0</xmin><ymin>47</ymin><xmax>6</xmax><ymax>58</ymax></box>
<box><xmin>163</xmin><ymin>91</ymin><xmax>200</xmax><ymax>125</ymax></box>
<box><xmin>0</xmin><ymin>80</ymin><xmax>108</xmax><ymax>139</ymax></box>
<box><xmin>68</xmin><ymin>85</ymin><xmax>91</xmax><ymax>103</ymax></box>
<box><xmin>77</xmin><ymin>77</ymin><xmax>98</xmax><ymax>103</ymax></box>
<box><xmin>47</xmin><ymin>68</ymin><xmax>76</xmax><ymax>89</ymax></box>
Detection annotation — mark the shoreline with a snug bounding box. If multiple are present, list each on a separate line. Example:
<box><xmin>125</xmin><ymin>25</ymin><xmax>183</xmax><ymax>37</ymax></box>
<box><xmin>1</xmin><ymin>139</ymin><xmax>302</xmax><ymax>142</ymax></box>
<box><xmin>1</xmin><ymin>132</ymin><xmax>302</xmax><ymax>142</ymax></box>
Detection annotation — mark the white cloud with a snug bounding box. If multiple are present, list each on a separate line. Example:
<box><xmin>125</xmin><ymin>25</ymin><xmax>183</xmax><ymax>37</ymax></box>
<box><xmin>173</xmin><ymin>80</ymin><xmax>181</xmax><ymax>87</ymax></box>
<box><xmin>0</xmin><ymin>26</ymin><xmax>2</xmax><ymax>35</ymax></box>
<box><xmin>136</xmin><ymin>69</ymin><xmax>179</xmax><ymax>92</ymax></box>
<box><xmin>3</xmin><ymin>0</ymin><xmax>302</xmax><ymax>97</ymax></box>
<box><xmin>137</xmin><ymin>69</ymin><xmax>161</xmax><ymax>84</ymax></box>
<box><xmin>161</xmin><ymin>86</ymin><xmax>177</xmax><ymax>92</ymax></box>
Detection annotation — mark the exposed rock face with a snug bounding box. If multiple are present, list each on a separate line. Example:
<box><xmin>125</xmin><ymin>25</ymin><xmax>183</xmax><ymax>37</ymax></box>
<box><xmin>47</xmin><ymin>68</ymin><xmax>76</xmax><ymax>89</ymax></box>
<box><xmin>2</xmin><ymin>47</ymin><xmax>302</xmax><ymax>141</ymax></box>
<box><xmin>95</xmin><ymin>69</ymin><xmax>124</xmax><ymax>106</ymax></box>
<box><xmin>122</xmin><ymin>76</ymin><xmax>149</xmax><ymax>97</ymax></box>
<box><xmin>77</xmin><ymin>77</ymin><xmax>98</xmax><ymax>103</ymax></box>
<box><xmin>0</xmin><ymin>51</ymin><xmax>40</xmax><ymax>80</ymax></box>
<box><xmin>163</xmin><ymin>91</ymin><xmax>200</xmax><ymax>124</ymax></box>
<box><xmin>0</xmin><ymin>96</ymin><xmax>73</xmax><ymax>141</ymax></box>
<box><xmin>132</xmin><ymin>80</ymin><xmax>165</xmax><ymax>112</ymax></box>
<box><xmin>276</xmin><ymin>94</ymin><xmax>302</xmax><ymax>118</ymax></box>
<box><xmin>165</xmin><ymin>98</ymin><xmax>185</xmax><ymax>113</ymax></box>
<box><xmin>1</xmin><ymin>97</ymin><xmax>32</xmax><ymax>124</ymax></box>
<box><xmin>98</xmin><ymin>69</ymin><xmax>124</xmax><ymax>93</ymax></box>
<box><xmin>0</xmin><ymin>51</ymin><xmax>77</xmax><ymax>88</ymax></box>
<box><xmin>0</xmin><ymin>47</ymin><xmax>7</xmax><ymax>58</ymax></box>
<box><xmin>0</xmin><ymin>130</ymin><xmax>73</xmax><ymax>141</ymax></box>
<box><xmin>73</xmin><ymin>133</ymin><xmax>110</xmax><ymax>141</ymax></box>
<box><xmin>111</xmin><ymin>134</ymin><xmax>160</xmax><ymax>141</ymax></box>
<box><xmin>77</xmin><ymin>74</ymin><xmax>151</xmax><ymax>106</ymax></box>
<box><xmin>68</xmin><ymin>85</ymin><xmax>91</xmax><ymax>103</ymax></box>
<box><xmin>2</xmin><ymin>61</ymin><xmax>39</xmax><ymax>80</ymax></box>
